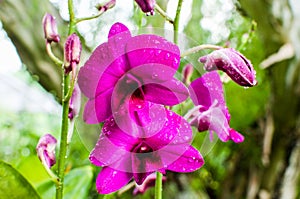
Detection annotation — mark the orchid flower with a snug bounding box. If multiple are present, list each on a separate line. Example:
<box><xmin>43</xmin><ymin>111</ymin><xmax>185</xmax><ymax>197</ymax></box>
<box><xmin>89</xmin><ymin>102</ymin><xmax>204</xmax><ymax>194</ymax></box>
<box><xmin>188</xmin><ymin>71</ymin><xmax>244</xmax><ymax>143</ymax></box>
<box><xmin>78</xmin><ymin>22</ymin><xmax>188</xmax><ymax>124</ymax></box>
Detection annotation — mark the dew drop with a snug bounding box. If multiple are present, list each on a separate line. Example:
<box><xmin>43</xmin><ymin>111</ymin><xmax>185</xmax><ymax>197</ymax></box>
<box><xmin>152</xmin><ymin>73</ymin><xmax>158</xmax><ymax>79</ymax></box>
<box><xmin>165</xmin><ymin>53</ymin><xmax>170</xmax><ymax>60</ymax></box>
<box><xmin>184</xmin><ymin>135</ymin><xmax>190</xmax><ymax>141</ymax></box>
<box><xmin>188</xmin><ymin>157</ymin><xmax>196</xmax><ymax>163</ymax></box>
<box><xmin>155</xmin><ymin>50</ymin><xmax>162</xmax><ymax>56</ymax></box>
<box><xmin>136</xmin><ymin>104</ymin><xmax>142</xmax><ymax>109</ymax></box>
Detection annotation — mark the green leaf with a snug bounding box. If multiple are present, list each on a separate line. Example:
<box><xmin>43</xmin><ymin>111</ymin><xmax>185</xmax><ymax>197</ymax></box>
<box><xmin>0</xmin><ymin>160</ymin><xmax>41</xmax><ymax>199</ymax></box>
<box><xmin>37</xmin><ymin>165</ymin><xmax>94</xmax><ymax>199</ymax></box>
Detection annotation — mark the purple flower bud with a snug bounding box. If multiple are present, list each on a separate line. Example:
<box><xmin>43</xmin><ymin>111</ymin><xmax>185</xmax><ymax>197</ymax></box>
<box><xmin>68</xmin><ymin>84</ymin><xmax>81</xmax><ymax>120</ymax></box>
<box><xmin>42</xmin><ymin>13</ymin><xmax>60</xmax><ymax>43</ymax></box>
<box><xmin>36</xmin><ymin>134</ymin><xmax>57</xmax><ymax>168</ymax></box>
<box><xmin>133</xmin><ymin>173</ymin><xmax>166</xmax><ymax>195</ymax></box>
<box><xmin>64</xmin><ymin>33</ymin><xmax>82</xmax><ymax>73</ymax></box>
<box><xmin>97</xmin><ymin>0</ymin><xmax>116</xmax><ymax>11</ymax></box>
<box><xmin>199</xmin><ymin>48</ymin><xmax>257</xmax><ymax>87</ymax></box>
<box><xmin>182</xmin><ymin>64</ymin><xmax>194</xmax><ymax>85</ymax></box>
<box><xmin>135</xmin><ymin>0</ymin><xmax>156</xmax><ymax>15</ymax></box>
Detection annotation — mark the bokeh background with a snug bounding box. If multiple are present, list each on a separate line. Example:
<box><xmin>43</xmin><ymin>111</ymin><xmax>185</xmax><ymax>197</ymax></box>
<box><xmin>0</xmin><ymin>0</ymin><xmax>299</xmax><ymax>198</ymax></box>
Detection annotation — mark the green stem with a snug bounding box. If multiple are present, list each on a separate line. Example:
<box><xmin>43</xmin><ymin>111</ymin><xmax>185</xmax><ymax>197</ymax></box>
<box><xmin>155</xmin><ymin>4</ymin><xmax>174</xmax><ymax>24</ymax></box>
<box><xmin>180</xmin><ymin>44</ymin><xmax>222</xmax><ymax>58</ymax></box>
<box><xmin>68</xmin><ymin>0</ymin><xmax>76</xmax><ymax>34</ymax></box>
<box><xmin>75</xmin><ymin>0</ymin><xmax>115</xmax><ymax>24</ymax></box>
<box><xmin>75</xmin><ymin>12</ymin><xmax>105</xmax><ymax>24</ymax></box>
<box><xmin>55</xmin><ymin>0</ymin><xmax>76</xmax><ymax>198</ymax></box>
<box><xmin>46</xmin><ymin>43</ymin><xmax>63</xmax><ymax>66</ymax></box>
<box><xmin>56</xmin><ymin>73</ymin><xmax>71</xmax><ymax>199</ymax></box>
<box><xmin>155</xmin><ymin>172</ymin><xmax>163</xmax><ymax>199</ymax></box>
<box><xmin>173</xmin><ymin>0</ymin><xmax>183</xmax><ymax>44</ymax></box>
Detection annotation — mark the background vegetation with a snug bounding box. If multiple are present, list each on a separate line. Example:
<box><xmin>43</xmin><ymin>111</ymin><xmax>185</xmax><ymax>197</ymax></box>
<box><xmin>0</xmin><ymin>0</ymin><xmax>300</xmax><ymax>198</ymax></box>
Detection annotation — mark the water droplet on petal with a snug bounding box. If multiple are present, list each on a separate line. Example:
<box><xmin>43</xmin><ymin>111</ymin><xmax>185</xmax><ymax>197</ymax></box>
<box><xmin>155</xmin><ymin>50</ymin><xmax>162</xmax><ymax>56</ymax></box>
<box><xmin>188</xmin><ymin>157</ymin><xmax>196</xmax><ymax>163</ymax></box>
<box><xmin>152</xmin><ymin>73</ymin><xmax>158</xmax><ymax>79</ymax></box>
<box><xmin>165</xmin><ymin>53</ymin><xmax>170</xmax><ymax>60</ymax></box>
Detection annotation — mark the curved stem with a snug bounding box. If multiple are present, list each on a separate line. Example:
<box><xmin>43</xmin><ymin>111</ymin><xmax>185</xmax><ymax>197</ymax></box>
<box><xmin>173</xmin><ymin>0</ymin><xmax>183</xmax><ymax>44</ymax></box>
<box><xmin>46</xmin><ymin>43</ymin><xmax>63</xmax><ymax>66</ymax></box>
<box><xmin>75</xmin><ymin>0</ymin><xmax>115</xmax><ymax>24</ymax></box>
<box><xmin>180</xmin><ymin>44</ymin><xmax>222</xmax><ymax>58</ymax></box>
<box><xmin>75</xmin><ymin>12</ymin><xmax>105</xmax><ymax>24</ymax></box>
<box><xmin>155</xmin><ymin>4</ymin><xmax>174</xmax><ymax>24</ymax></box>
<box><xmin>155</xmin><ymin>172</ymin><xmax>163</xmax><ymax>199</ymax></box>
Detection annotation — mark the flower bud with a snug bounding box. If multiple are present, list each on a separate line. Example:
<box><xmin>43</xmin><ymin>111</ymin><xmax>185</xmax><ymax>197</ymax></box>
<box><xmin>199</xmin><ymin>48</ymin><xmax>257</xmax><ymax>87</ymax></box>
<box><xmin>42</xmin><ymin>13</ymin><xmax>60</xmax><ymax>43</ymax></box>
<box><xmin>68</xmin><ymin>84</ymin><xmax>81</xmax><ymax>120</ymax></box>
<box><xmin>182</xmin><ymin>64</ymin><xmax>194</xmax><ymax>85</ymax></box>
<box><xmin>135</xmin><ymin>0</ymin><xmax>156</xmax><ymax>15</ymax></box>
<box><xmin>97</xmin><ymin>0</ymin><xmax>116</xmax><ymax>11</ymax></box>
<box><xmin>64</xmin><ymin>33</ymin><xmax>82</xmax><ymax>74</ymax></box>
<box><xmin>36</xmin><ymin>134</ymin><xmax>57</xmax><ymax>168</ymax></box>
<box><xmin>133</xmin><ymin>173</ymin><xmax>166</xmax><ymax>195</ymax></box>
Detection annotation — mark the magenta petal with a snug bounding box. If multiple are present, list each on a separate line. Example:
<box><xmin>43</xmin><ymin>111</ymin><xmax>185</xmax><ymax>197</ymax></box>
<box><xmin>128</xmin><ymin>63</ymin><xmax>178</xmax><ymax>83</ymax></box>
<box><xmin>189</xmin><ymin>71</ymin><xmax>226</xmax><ymax>111</ymax></box>
<box><xmin>83</xmin><ymin>88</ymin><xmax>113</xmax><ymax>124</ymax></box>
<box><xmin>126</xmin><ymin>34</ymin><xmax>180</xmax><ymax>71</ymax></box>
<box><xmin>95</xmin><ymin>167</ymin><xmax>132</xmax><ymax>194</ymax></box>
<box><xmin>78</xmin><ymin>42</ymin><xmax>116</xmax><ymax>98</ymax></box>
<box><xmin>146</xmin><ymin>109</ymin><xmax>191</xmax><ymax>150</ymax></box>
<box><xmin>108</xmin><ymin>22</ymin><xmax>131</xmax><ymax>39</ymax></box>
<box><xmin>166</xmin><ymin>146</ymin><xmax>204</xmax><ymax>172</ymax></box>
<box><xmin>89</xmin><ymin>133</ymin><xmax>128</xmax><ymax>167</ymax></box>
<box><xmin>143</xmin><ymin>78</ymin><xmax>189</xmax><ymax>106</ymax></box>
<box><xmin>229</xmin><ymin>129</ymin><xmax>244</xmax><ymax>143</ymax></box>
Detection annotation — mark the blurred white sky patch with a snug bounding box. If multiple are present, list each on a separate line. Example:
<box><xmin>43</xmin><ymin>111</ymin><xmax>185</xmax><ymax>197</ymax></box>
<box><xmin>0</xmin><ymin>22</ymin><xmax>21</xmax><ymax>73</ymax></box>
<box><xmin>50</xmin><ymin>0</ymin><xmax>135</xmax><ymax>49</ymax></box>
<box><xmin>200</xmin><ymin>0</ymin><xmax>234</xmax><ymax>43</ymax></box>
<box><xmin>165</xmin><ymin>0</ymin><xmax>193</xmax><ymax>32</ymax></box>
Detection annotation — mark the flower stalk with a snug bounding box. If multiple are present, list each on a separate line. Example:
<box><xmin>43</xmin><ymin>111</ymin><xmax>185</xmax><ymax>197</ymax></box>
<box><xmin>75</xmin><ymin>0</ymin><xmax>116</xmax><ymax>24</ymax></box>
<box><xmin>45</xmin><ymin>43</ymin><xmax>63</xmax><ymax>66</ymax></box>
<box><xmin>155</xmin><ymin>172</ymin><xmax>163</xmax><ymax>199</ymax></box>
<box><xmin>173</xmin><ymin>0</ymin><xmax>183</xmax><ymax>44</ymax></box>
<box><xmin>56</xmin><ymin>0</ymin><xmax>78</xmax><ymax>198</ymax></box>
<box><xmin>154</xmin><ymin>4</ymin><xmax>174</xmax><ymax>24</ymax></box>
<box><xmin>180</xmin><ymin>44</ymin><xmax>222</xmax><ymax>58</ymax></box>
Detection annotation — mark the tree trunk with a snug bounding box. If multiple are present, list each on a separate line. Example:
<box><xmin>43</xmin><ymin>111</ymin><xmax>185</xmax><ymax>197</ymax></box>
<box><xmin>0</xmin><ymin>0</ymin><xmax>66</xmax><ymax>100</ymax></box>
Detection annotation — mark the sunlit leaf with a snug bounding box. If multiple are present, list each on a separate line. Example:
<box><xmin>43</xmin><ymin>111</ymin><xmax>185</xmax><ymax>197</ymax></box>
<box><xmin>37</xmin><ymin>165</ymin><xmax>93</xmax><ymax>199</ymax></box>
<box><xmin>0</xmin><ymin>160</ymin><xmax>41</xmax><ymax>199</ymax></box>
